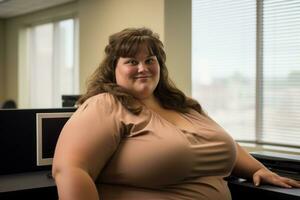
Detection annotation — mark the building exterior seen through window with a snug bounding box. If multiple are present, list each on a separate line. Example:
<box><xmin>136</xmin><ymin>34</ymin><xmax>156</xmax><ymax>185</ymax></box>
<box><xmin>192</xmin><ymin>0</ymin><xmax>300</xmax><ymax>148</ymax></box>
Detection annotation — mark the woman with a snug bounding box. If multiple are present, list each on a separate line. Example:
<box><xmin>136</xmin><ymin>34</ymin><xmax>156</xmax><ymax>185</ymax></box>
<box><xmin>52</xmin><ymin>27</ymin><xmax>300</xmax><ymax>200</ymax></box>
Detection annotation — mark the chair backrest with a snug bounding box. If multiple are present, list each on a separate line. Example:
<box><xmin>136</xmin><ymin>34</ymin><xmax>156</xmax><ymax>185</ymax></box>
<box><xmin>1</xmin><ymin>100</ymin><xmax>17</xmax><ymax>109</ymax></box>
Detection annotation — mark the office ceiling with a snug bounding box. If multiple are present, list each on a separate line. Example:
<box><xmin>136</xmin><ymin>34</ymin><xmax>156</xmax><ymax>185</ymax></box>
<box><xmin>0</xmin><ymin>0</ymin><xmax>76</xmax><ymax>18</ymax></box>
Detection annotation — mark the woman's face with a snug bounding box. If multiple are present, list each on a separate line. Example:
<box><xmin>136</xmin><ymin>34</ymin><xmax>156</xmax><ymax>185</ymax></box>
<box><xmin>115</xmin><ymin>46</ymin><xmax>160</xmax><ymax>100</ymax></box>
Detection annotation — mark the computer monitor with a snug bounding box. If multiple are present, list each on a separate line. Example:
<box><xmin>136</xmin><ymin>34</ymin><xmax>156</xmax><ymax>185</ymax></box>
<box><xmin>36</xmin><ymin>112</ymin><xmax>73</xmax><ymax>166</ymax></box>
<box><xmin>62</xmin><ymin>95</ymin><xmax>81</xmax><ymax>107</ymax></box>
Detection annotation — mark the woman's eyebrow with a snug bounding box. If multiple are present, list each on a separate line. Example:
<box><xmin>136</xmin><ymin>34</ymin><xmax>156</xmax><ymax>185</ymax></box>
<box><xmin>146</xmin><ymin>55</ymin><xmax>156</xmax><ymax>58</ymax></box>
<box><xmin>122</xmin><ymin>55</ymin><xmax>155</xmax><ymax>60</ymax></box>
<box><xmin>122</xmin><ymin>57</ymin><xmax>135</xmax><ymax>60</ymax></box>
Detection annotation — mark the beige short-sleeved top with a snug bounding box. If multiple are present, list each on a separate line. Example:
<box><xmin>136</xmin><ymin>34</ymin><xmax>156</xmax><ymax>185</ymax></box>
<box><xmin>69</xmin><ymin>93</ymin><xmax>237</xmax><ymax>200</ymax></box>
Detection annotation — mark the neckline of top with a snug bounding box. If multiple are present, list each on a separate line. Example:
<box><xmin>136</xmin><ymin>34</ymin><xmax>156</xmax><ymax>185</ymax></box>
<box><xmin>142</xmin><ymin>106</ymin><xmax>198</xmax><ymax>134</ymax></box>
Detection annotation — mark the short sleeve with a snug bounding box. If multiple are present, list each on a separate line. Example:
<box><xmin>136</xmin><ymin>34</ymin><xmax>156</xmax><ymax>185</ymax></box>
<box><xmin>76</xmin><ymin>93</ymin><xmax>121</xmax><ymax>143</ymax></box>
<box><xmin>60</xmin><ymin>93</ymin><xmax>122</xmax><ymax>174</ymax></box>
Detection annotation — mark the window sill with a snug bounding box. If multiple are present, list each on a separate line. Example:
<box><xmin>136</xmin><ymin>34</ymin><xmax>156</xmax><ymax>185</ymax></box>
<box><xmin>238</xmin><ymin>142</ymin><xmax>300</xmax><ymax>156</ymax></box>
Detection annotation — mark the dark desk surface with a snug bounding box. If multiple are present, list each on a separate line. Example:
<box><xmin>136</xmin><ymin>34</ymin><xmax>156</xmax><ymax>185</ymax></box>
<box><xmin>0</xmin><ymin>171</ymin><xmax>57</xmax><ymax>200</ymax></box>
<box><xmin>1</xmin><ymin>171</ymin><xmax>300</xmax><ymax>199</ymax></box>
<box><xmin>0</xmin><ymin>170</ymin><xmax>54</xmax><ymax>193</ymax></box>
<box><xmin>228</xmin><ymin>178</ymin><xmax>300</xmax><ymax>200</ymax></box>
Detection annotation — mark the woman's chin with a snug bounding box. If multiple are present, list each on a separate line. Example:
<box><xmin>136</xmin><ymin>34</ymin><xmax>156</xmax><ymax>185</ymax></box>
<box><xmin>133</xmin><ymin>91</ymin><xmax>154</xmax><ymax>100</ymax></box>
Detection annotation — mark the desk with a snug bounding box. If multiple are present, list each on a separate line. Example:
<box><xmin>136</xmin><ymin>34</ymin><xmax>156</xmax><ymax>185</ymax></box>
<box><xmin>228</xmin><ymin>178</ymin><xmax>300</xmax><ymax>200</ymax></box>
<box><xmin>1</xmin><ymin>171</ymin><xmax>300</xmax><ymax>200</ymax></box>
<box><xmin>0</xmin><ymin>170</ymin><xmax>57</xmax><ymax>200</ymax></box>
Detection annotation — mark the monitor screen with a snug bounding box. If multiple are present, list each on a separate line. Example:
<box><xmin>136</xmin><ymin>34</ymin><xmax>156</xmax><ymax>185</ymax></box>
<box><xmin>36</xmin><ymin>112</ymin><xmax>73</xmax><ymax>166</ymax></box>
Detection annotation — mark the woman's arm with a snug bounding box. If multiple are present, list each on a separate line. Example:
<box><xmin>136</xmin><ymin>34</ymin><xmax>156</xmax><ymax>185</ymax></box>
<box><xmin>52</xmin><ymin>121</ymin><xmax>108</xmax><ymax>200</ymax></box>
<box><xmin>53</xmin><ymin>166</ymin><xmax>99</xmax><ymax>200</ymax></box>
<box><xmin>232</xmin><ymin>143</ymin><xmax>266</xmax><ymax>179</ymax></box>
<box><xmin>232</xmin><ymin>143</ymin><xmax>300</xmax><ymax>188</ymax></box>
<box><xmin>52</xmin><ymin>95</ymin><xmax>121</xmax><ymax>199</ymax></box>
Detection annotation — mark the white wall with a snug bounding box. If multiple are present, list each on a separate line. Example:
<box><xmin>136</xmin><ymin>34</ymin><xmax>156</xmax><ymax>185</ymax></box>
<box><xmin>78</xmin><ymin>0</ymin><xmax>164</xmax><ymax>93</ymax></box>
<box><xmin>3</xmin><ymin>0</ymin><xmax>192</xmax><ymax>105</ymax></box>
<box><xmin>165</xmin><ymin>0</ymin><xmax>191</xmax><ymax>96</ymax></box>
<box><xmin>3</xmin><ymin>0</ymin><xmax>165</xmax><ymax>103</ymax></box>
<box><xmin>4</xmin><ymin>2</ymin><xmax>78</xmax><ymax>104</ymax></box>
<box><xmin>0</xmin><ymin>19</ymin><xmax>5</xmax><ymax>102</ymax></box>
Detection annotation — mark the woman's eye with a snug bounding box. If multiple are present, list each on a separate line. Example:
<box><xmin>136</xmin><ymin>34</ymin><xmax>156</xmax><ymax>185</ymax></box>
<box><xmin>127</xmin><ymin>60</ymin><xmax>138</xmax><ymax>65</ymax></box>
<box><xmin>146</xmin><ymin>58</ymin><xmax>154</xmax><ymax>64</ymax></box>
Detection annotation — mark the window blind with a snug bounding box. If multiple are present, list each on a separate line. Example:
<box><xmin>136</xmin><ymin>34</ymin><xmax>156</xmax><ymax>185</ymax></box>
<box><xmin>260</xmin><ymin>0</ymin><xmax>300</xmax><ymax>147</ymax></box>
<box><xmin>192</xmin><ymin>0</ymin><xmax>256</xmax><ymax>140</ymax></box>
<box><xmin>26</xmin><ymin>18</ymin><xmax>78</xmax><ymax>108</ymax></box>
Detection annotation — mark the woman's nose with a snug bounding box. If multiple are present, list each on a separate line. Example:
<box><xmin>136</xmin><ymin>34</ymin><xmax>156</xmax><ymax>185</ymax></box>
<box><xmin>137</xmin><ymin>62</ymin><xmax>148</xmax><ymax>72</ymax></box>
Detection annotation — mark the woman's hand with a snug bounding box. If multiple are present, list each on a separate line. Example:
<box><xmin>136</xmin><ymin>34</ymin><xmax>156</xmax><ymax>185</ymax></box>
<box><xmin>253</xmin><ymin>168</ymin><xmax>300</xmax><ymax>188</ymax></box>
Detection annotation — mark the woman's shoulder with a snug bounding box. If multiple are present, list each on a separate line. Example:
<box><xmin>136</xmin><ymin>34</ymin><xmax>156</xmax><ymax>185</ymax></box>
<box><xmin>185</xmin><ymin>108</ymin><xmax>210</xmax><ymax>121</ymax></box>
<box><xmin>186</xmin><ymin>108</ymin><xmax>202</xmax><ymax>116</ymax></box>
<box><xmin>78</xmin><ymin>92</ymin><xmax>121</xmax><ymax>114</ymax></box>
<box><xmin>84</xmin><ymin>92</ymin><xmax>117</xmax><ymax>105</ymax></box>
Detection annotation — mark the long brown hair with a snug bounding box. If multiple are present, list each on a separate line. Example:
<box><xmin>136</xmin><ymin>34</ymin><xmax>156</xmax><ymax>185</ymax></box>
<box><xmin>78</xmin><ymin>27</ymin><xmax>204</xmax><ymax>115</ymax></box>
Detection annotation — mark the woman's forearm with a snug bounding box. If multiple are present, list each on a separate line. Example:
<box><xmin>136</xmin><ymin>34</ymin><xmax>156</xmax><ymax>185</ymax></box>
<box><xmin>232</xmin><ymin>143</ymin><xmax>267</xmax><ymax>179</ymax></box>
<box><xmin>53</xmin><ymin>167</ymin><xmax>99</xmax><ymax>200</ymax></box>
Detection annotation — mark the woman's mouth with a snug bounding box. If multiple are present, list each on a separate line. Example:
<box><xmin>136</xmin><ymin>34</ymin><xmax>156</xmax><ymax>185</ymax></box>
<box><xmin>134</xmin><ymin>76</ymin><xmax>151</xmax><ymax>79</ymax></box>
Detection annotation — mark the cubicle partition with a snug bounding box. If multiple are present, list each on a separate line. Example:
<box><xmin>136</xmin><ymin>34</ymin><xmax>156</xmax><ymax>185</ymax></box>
<box><xmin>0</xmin><ymin>108</ymin><xmax>75</xmax><ymax>175</ymax></box>
<box><xmin>0</xmin><ymin>108</ymin><xmax>75</xmax><ymax>199</ymax></box>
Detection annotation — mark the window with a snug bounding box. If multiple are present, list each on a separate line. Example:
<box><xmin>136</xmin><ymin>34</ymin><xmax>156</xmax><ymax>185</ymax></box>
<box><xmin>192</xmin><ymin>0</ymin><xmax>300</xmax><ymax>148</ymax></box>
<box><xmin>260</xmin><ymin>0</ymin><xmax>300</xmax><ymax>147</ymax></box>
<box><xmin>19</xmin><ymin>18</ymin><xmax>78</xmax><ymax>108</ymax></box>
